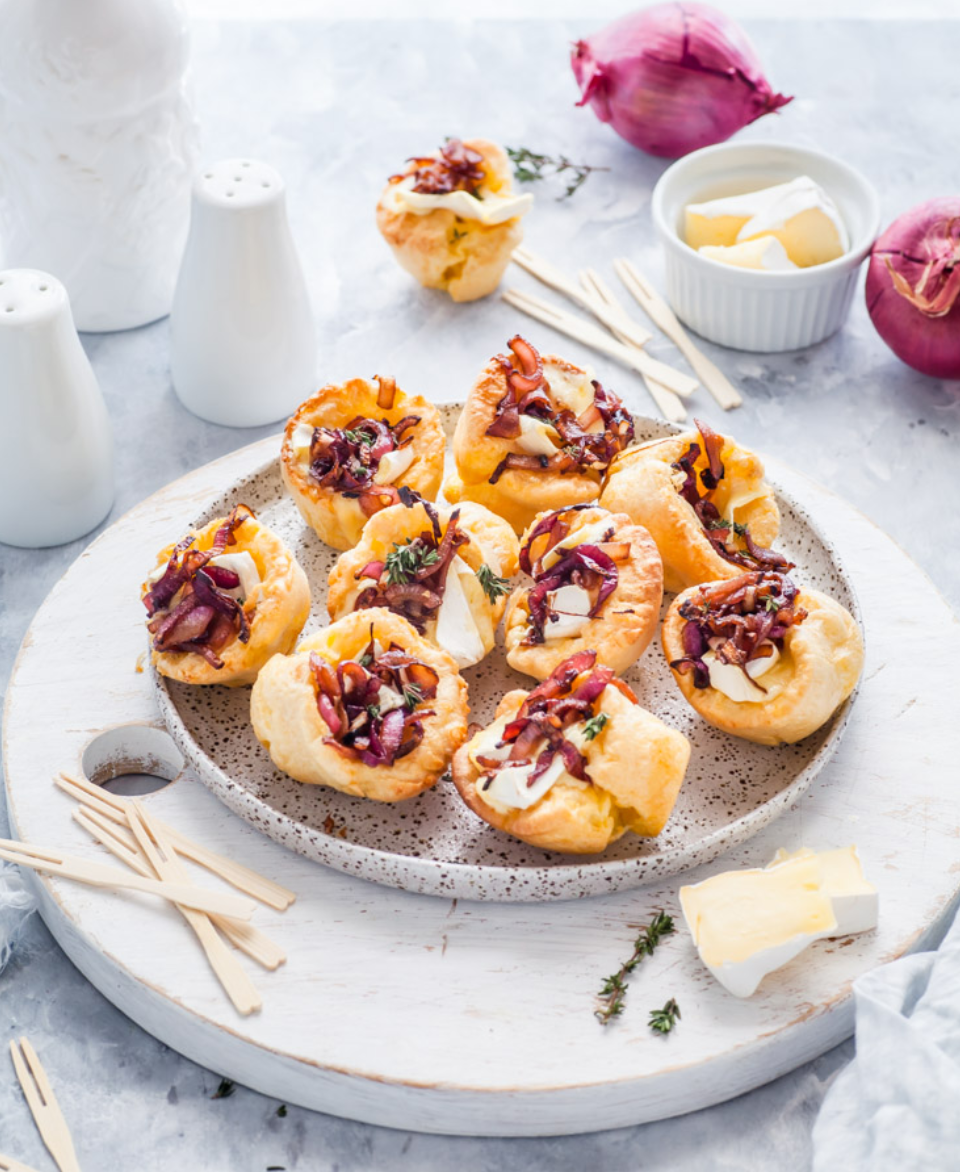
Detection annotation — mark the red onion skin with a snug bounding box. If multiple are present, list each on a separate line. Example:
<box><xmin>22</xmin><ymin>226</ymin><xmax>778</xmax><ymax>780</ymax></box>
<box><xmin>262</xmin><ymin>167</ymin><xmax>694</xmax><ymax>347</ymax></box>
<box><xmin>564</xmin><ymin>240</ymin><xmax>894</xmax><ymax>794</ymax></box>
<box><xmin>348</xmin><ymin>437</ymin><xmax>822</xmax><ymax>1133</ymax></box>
<box><xmin>571</xmin><ymin>3</ymin><xmax>792</xmax><ymax>159</ymax></box>
<box><xmin>866</xmin><ymin>199</ymin><xmax>960</xmax><ymax>380</ymax></box>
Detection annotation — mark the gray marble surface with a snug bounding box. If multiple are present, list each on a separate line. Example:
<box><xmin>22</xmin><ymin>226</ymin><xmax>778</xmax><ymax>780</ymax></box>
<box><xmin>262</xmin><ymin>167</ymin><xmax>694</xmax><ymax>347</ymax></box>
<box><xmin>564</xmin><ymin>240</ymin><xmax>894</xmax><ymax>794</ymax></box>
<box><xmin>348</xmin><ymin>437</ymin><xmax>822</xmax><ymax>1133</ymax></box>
<box><xmin>1</xmin><ymin>14</ymin><xmax>958</xmax><ymax>1171</ymax></box>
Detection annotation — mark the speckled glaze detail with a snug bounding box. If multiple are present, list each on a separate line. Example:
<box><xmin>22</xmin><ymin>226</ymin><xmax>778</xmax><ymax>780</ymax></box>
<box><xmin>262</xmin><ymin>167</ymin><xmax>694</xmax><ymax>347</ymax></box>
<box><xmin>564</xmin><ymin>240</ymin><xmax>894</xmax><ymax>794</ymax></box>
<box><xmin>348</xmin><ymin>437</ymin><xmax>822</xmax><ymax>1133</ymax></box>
<box><xmin>154</xmin><ymin>408</ymin><xmax>862</xmax><ymax>902</ymax></box>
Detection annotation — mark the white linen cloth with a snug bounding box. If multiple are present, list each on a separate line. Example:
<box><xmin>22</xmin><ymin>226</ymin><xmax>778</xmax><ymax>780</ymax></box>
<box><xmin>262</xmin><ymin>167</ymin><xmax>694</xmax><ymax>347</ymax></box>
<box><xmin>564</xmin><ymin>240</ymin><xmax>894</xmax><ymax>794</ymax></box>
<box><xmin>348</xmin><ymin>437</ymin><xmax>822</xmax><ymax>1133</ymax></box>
<box><xmin>812</xmin><ymin>902</ymin><xmax>960</xmax><ymax>1169</ymax></box>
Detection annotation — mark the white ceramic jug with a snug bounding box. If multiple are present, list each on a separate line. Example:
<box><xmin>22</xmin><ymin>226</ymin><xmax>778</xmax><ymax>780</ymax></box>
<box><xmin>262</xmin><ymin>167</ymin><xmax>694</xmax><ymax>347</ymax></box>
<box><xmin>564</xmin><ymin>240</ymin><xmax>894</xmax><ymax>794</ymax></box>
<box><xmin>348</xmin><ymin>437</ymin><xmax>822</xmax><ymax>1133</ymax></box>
<box><xmin>170</xmin><ymin>159</ymin><xmax>317</xmax><ymax>428</ymax></box>
<box><xmin>0</xmin><ymin>270</ymin><xmax>114</xmax><ymax>548</ymax></box>
<box><xmin>0</xmin><ymin>0</ymin><xmax>199</xmax><ymax>333</ymax></box>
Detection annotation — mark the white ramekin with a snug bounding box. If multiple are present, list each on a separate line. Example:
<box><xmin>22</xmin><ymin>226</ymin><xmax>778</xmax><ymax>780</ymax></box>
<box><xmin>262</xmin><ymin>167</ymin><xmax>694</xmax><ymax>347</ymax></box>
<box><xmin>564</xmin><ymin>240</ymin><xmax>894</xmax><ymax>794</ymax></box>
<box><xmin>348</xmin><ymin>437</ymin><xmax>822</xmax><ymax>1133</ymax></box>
<box><xmin>651</xmin><ymin>141</ymin><xmax>881</xmax><ymax>352</ymax></box>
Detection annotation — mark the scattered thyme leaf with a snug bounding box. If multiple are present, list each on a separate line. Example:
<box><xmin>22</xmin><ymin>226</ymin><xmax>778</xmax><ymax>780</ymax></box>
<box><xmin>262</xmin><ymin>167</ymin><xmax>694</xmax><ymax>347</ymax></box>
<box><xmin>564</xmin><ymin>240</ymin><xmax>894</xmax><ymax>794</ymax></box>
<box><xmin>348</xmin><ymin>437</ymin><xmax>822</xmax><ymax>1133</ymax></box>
<box><xmin>595</xmin><ymin>911</ymin><xmax>676</xmax><ymax>1025</ymax></box>
<box><xmin>707</xmin><ymin>516</ymin><xmax>748</xmax><ymax>537</ymax></box>
<box><xmin>366</xmin><ymin>703</ymin><xmax>381</xmax><ymax>722</ymax></box>
<box><xmin>648</xmin><ymin>998</ymin><xmax>681</xmax><ymax>1035</ymax></box>
<box><xmin>583</xmin><ymin>712</ymin><xmax>609</xmax><ymax>740</ymax></box>
<box><xmin>506</xmin><ymin>146</ymin><xmax>608</xmax><ymax>200</ymax></box>
<box><xmin>476</xmin><ymin>563</ymin><xmax>510</xmax><ymax>604</ymax></box>
<box><xmin>384</xmin><ymin>540</ymin><xmax>439</xmax><ymax>586</ymax></box>
<box><xmin>765</xmin><ymin>595</ymin><xmax>781</xmax><ymax>613</ymax></box>
<box><xmin>276</xmin><ymin>1104</ymin><xmax>287</xmax><ymax>1118</ymax></box>
<box><xmin>403</xmin><ymin>682</ymin><xmax>424</xmax><ymax>711</ymax></box>
<box><xmin>212</xmin><ymin>1078</ymin><xmax>236</xmax><ymax>1099</ymax></box>
<box><xmin>341</xmin><ymin>427</ymin><xmax>375</xmax><ymax>446</ymax></box>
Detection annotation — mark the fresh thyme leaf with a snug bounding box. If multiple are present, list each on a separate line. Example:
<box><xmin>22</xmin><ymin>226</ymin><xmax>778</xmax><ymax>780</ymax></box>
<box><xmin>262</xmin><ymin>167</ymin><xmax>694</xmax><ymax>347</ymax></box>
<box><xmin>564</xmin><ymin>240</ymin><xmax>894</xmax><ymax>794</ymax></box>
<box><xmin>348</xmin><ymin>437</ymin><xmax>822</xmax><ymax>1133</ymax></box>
<box><xmin>648</xmin><ymin>998</ymin><xmax>681</xmax><ymax>1035</ymax></box>
<box><xmin>342</xmin><ymin>428</ymin><xmax>374</xmax><ymax>446</ymax></box>
<box><xmin>358</xmin><ymin>653</ymin><xmax>372</xmax><ymax>667</ymax></box>
<box><xmin>708</xmin><ymin>516</ymin><xmax>748</xmax><ymax>537</ymax></box>
<box><xmin>595</xmin><ymin>911</ymin><xmax>676</xmax><ymax>1025</ymax></box>
<box><xmin>384</xmin><ymin>540</ymin><xmax>439</xmax><ymax>585</ymax></box>
<box><xmin>451</xmin><ymin>227</ymin><xmax>468</xmax><ymax>242</ymax></box>
<box><xmin>583</xmin><ymin>712</ymin><xmax>609</xmax><ymax>741</ymax></box>
<box><xmin>366</xmin><ymin>703</ymin><xmax>381</xmax><ymax>722</ymax></box>
<box><xmin>276</xmin><ymin>1104</ymin><xmax>288</xmax><ymax>1117</ymax></box>
<box><xmin>476</xmin><ymin>562</ymin><xmax>510</xmax><ymax>604</ymax></box>
<box><xmin>403</xmin><ymin>683</ymin><xmax>424</xmax><ymax>711</ymax></box>
<box><xmin>212</xmin><ymin>1078</ymin><xmax>236</xmax><ymax>1099</ymax></box>
<box><xmin>765</xmin><ymin>595</ymin><xmax>781</xmax><ymax>613</ymax></box>
<box><xmin>506</xmin><ymin>146</ymin><xmax>608</xmax><ymax>201</ymax></box>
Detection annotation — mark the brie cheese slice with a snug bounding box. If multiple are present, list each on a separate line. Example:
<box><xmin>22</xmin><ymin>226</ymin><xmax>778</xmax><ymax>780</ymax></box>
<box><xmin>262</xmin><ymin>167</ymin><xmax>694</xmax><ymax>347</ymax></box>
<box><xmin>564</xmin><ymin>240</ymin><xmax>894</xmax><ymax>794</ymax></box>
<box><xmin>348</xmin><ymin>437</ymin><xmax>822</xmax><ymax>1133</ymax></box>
<box><xmin>768</xmin><ymin>846</ymin><xmax>878</xmax><ymax>936</ymax></box>
<box><xmin>547</xmin><ymin>367</ymin><xmax>595</xmax><ymax>417</ymax></box>
<box><xmin>543</xmin><ymin>583</ymin><xmax>592</xmax><ymax>641</ymax></box>
<box><xmin>516</xmin><ymin>415</ymin><xmax>561</xmax><ymax>457</ymax></box>
<box><xmin>373</xmin><ymin>445</ymin><xmax>415</xmax><ymax>485</ymax></box>
<box><xmin>703</xmin><ymin>644</ymin><xmax>779</xmax><ymax>702</ymax></box>
<box><xmin>539</xmin><ymin>518</ymin><xmax>615</xmax><ymax>571</ymax></box>
<box><xmin>208</xmin><ymin>551</ymin><xmax>261</xmax><ymax>602</ymax></box>
<box><xmin>680</xmin><ymin>854</ymin><xmax>838</xmax><ymax>998</ymax></box>
<box><xmin>480</xmin><ymin>752</ymin><xmax>567</xmax><ymax>812</ymax></box>
<box><xmin>434</xmin><ymin>555</ymin><xmax>486</xmax><ymax>668</ymax></box>
<box><xmin>291</xmin><ymin>421</ymin><xmax>315</xmax><ymax>459</ymax></box>
<box><xmin>377</xmin><ymin>683</ymin><xmax>407</xmax><ymax>715</ymax></box>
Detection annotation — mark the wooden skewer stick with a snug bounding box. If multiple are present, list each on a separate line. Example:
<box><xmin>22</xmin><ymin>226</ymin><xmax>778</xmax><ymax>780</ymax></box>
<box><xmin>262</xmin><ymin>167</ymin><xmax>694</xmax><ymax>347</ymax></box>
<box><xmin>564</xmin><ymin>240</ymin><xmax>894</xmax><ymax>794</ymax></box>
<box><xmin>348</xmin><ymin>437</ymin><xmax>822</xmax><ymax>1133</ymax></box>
<box><xmin>578</xmin><ymin>268</ymin><xmax>687</xmax><ymax>424</ymax></box>
<box><xmin>9</xmin><ymin>1038</ymin><xmax>81</xmax><ymax>1172</ymax></box>
<box><xmin>126</xmin><ymin>802</ymin><xmax>262</xmax><ymax>1016</ymax></box>
<box><xmin>614</xmin><ymin>258</ymin><xmax>743</xmax><ymax>411</ymax></box>
<box><xmin>57</xmin><ymin>773</ymin><xmax>295</xmax><ymax>911</ymax></box>
<box><xmin>502</xmin><ymin>287</ymin><xmax>700</xmax><ymax>399</ymax></box>
<box><xmin>512</xmin><ymin>246</ymin><xmax>654</xmax><ymax>349</ymax></box>
<box><xmin>0</xmin><ymin>841</ymin><xmax>255</xmax><ymax>921</ymax></box>
<box><xmin>74</xmin><ymin>808</ymin><xmax>285</xmax><ymax>972</ymax></box>
<box><xmin>0</xmin><ymin>1153</ymin><xmax>45</xmax><ymax>1172</ymax></box>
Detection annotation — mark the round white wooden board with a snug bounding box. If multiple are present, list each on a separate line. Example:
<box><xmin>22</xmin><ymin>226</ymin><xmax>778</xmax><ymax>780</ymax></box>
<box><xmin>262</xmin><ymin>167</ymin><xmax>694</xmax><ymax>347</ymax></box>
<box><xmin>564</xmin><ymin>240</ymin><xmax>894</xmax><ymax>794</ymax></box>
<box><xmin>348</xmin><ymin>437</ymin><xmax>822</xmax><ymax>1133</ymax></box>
<box><xmin>4</xmin><ymin>435</ymin><xmax>960</xmax><ymax>1136</ymax></box>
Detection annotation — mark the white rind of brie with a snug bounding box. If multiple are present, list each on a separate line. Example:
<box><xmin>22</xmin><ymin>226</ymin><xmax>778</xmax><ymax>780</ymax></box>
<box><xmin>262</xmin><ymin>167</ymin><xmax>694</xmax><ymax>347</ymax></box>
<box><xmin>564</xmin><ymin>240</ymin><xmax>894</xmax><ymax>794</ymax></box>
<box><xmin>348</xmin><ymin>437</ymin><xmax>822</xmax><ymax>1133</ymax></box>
<box><xmin>388</xmin><ymin>176</ymin><xmax>533</xmax><ymax>225</ymax></box>
<box><xmin>291</xmin><ymin>421</ymin><xmax>315</xmax><ymax>459</ymax></box>
<box><xmin>516</xmin><ymin>415</ymin><xmax>561</xmax><ymax>457</ymax></box>
<box><xmin>207</xmin><ymin>551</ymin><xmax>261</xmax><ymax>602</ymax></box>
<box><xmin>373</xmin><ymin>445</ymin><xmax>415</xmax><ymax>485</ymax></box>
<box><xmin>543</xmin><ymin>583</ymin><xmax>592</xmax><ymax>641</ymax></box>
<box><xmin>434</xmin><ymin>555</ymin><xmax>486</xmax><ymax>669</ymax></box>
<box><xmin>704</xmin><ymin>644</ymin><xmax>780</xmax><ymax>702</ymax></box>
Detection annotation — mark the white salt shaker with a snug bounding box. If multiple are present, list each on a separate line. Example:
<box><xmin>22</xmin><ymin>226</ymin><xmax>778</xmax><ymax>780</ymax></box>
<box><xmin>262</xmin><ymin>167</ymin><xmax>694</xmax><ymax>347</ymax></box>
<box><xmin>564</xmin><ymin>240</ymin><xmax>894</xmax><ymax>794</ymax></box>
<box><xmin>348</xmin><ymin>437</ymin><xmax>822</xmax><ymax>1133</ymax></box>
<box><xmin>170</xmin><ymin>159</ymin><xmax>317</xmax><ymax>428</ymax></box>
<box><xmin>0</xmin><ymin>271</ymin><xmax>114</xmax><ymax>548</ymax></box>
<box><xmin>0</xmin><ymin>0</ymin><xmax>198</xmax><ymax>332</ymax></box>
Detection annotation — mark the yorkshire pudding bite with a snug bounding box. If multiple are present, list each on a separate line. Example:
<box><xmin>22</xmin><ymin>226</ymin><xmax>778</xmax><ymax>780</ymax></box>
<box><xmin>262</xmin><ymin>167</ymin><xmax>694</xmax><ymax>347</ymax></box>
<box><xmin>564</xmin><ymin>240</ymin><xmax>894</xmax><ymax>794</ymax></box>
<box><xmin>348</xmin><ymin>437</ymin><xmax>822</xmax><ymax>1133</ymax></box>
<box><xmin>280</xmin><ymin>375</ymin><xmax>444</xmax><ymax>551</ymax></box>
<box><xmin>452</xmin><ymin>651</ymin><xmax>691</xmax><ymax>854</ymax></box>
<box><xmin>662</xmin><ymin>571</ymin><xmax>863</xmax><ymax>746</ymax></box>
<box><xmin>250</xmin><ymin>609</ymin><xmax>468</xmax><ymax>802</ymax></box>
<box><xmin>444</xmin><ymin>335</ymin><xmax>635</xmax><ymax>534</ymax></box>
<box><xmin>143</xmin><ymin>505</ymin><xmax>310</xmax><ymax>687</ymax></box>
<box><xmin>327</xmin><ymin>493</ymin><xmax>519</xmax><ymax>670</ymax></box>
<box><xmin>376</xmin><ymin>137</ymin><xmax>533</xmax><ymax>303</ymax></box>
<box><xmin>600</xmin><ymin>419</ymin><xmax>782</xmax><ymax>593</ymax></box>
<box><xmin>504</xmin><ymin>504</ymin><xmax>662</xmax><ymax>681</ymax></box>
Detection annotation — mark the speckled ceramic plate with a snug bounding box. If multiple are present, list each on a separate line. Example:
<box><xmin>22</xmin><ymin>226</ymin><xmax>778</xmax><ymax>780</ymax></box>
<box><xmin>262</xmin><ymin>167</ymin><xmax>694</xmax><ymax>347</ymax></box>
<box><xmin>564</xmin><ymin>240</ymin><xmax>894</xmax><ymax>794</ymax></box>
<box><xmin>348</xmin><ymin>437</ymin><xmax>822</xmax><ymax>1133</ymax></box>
<box><xmin>154</xmin><ymin>408</ymin><xmax>861</xmax><ymax>901</ymax></box>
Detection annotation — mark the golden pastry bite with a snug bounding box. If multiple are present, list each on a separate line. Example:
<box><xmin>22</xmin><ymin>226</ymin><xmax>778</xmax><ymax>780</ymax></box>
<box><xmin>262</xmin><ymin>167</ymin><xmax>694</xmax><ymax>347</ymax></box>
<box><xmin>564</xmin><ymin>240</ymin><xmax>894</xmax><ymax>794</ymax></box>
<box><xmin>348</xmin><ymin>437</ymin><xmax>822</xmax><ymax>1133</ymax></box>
<box><xmin>444</xmin><ymin>335</ymin><xmax>635</xmax><ymax>535</ymax></box>
<box><xmin>600</xmin><ymin>417</ymin><xmax>783</xmax><ymax>593</ymax></box>
<box><xmin>662</xmin><ymin>571</ymin><xmax>863</xmax><ymax>747</ymax></box>
<box><xmin>452</xmin><ymin>650</ymin><xmax>690</xmax><ymax>854</ymax></box>
<box><xmin>250</xmin><ymin>609</ymin><xmax>468</xmax><ymax>802</ymax></box>
<box><xmin>503</xmin><ymin>504</ymin><xmax>662</xmax><ymax>681</ymax></box>
<box><xmin>142</xmin><ymin>504</ymin><xmax>310</xmax><ymax>687</ymax></box>
<box><xmin>280</xmin><ymin>375</ymin><xmax>445</xmax><ymax>552</ymax></box>
<box><xmin>376</xmin><ymin>137</ymin><xmax>532</xmax><ymax>303</ymax></box>
<box><xmin>327</xmin><ymin>493</ymin><xmax>519</xmax><ymax>670</ymax></box>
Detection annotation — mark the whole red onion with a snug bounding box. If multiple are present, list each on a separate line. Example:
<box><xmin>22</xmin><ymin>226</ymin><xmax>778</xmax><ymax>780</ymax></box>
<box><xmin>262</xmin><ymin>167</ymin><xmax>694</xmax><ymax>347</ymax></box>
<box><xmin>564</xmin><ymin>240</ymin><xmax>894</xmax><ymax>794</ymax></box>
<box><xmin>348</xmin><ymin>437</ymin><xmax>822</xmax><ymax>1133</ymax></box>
<box><xmin>866</xmin><ymin>199</ymin><xmax>960</xmax><ymax>380</ymax></box>
<box><xmin>571</xmin><ymin>3</ymin><xmax>792</xmax><ymax>159</ymax></box>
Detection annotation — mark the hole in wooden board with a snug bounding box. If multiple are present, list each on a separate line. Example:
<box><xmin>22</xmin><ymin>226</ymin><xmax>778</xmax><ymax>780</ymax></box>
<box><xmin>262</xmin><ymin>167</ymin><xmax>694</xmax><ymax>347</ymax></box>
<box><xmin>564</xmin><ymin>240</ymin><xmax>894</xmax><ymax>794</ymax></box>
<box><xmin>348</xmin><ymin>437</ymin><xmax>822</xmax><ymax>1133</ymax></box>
<box><xmin>81</xmin><ymin>724</ymin><xmax>184</xmax><ymax>798</ymax></box>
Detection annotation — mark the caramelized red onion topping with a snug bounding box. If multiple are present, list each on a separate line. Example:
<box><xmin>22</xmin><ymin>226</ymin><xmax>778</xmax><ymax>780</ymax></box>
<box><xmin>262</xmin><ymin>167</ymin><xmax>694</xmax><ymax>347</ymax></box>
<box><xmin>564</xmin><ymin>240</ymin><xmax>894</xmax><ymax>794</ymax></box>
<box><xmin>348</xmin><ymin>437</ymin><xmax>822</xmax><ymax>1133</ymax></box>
<box><xmin>672</xmin><ymin>419</ymin><xmax>793</xmax><ymax>575</ymax></box>
<box><xmin>143</xmin><ymin>505</ymin><xmax>254</xmax><ymax>669</ymax></box>
<box><xmin>669</xmin><ymin>571</ymin><xmax>807</xmax><ymax>691</ymax></box>
<box><xmin>479</xmin><ymin>650</ymin><xmax>637</xmax><ymax>792</ymax></box>
<box><xmin>391</xmin><ymin>138</ymin><xmax>486</xmax><ymax>196</ymax></box>
<box><xmin>310</xmin><ymin>627</ymin><xmax>439</xmax><ymax>767</ymax></box>
<box><xmin>485</xmin><ymin>337</ymin><xmax>634</xmax><ymax>480</ymax></box>
<box><xmin>352</xmin><ymin>495</ymin><xmax>469</xmax><ymax>633</ymax></box>
<box><xmin>304</xmin><ymin>413</ymin><xmax>419</xmax><ymax>510</ymax></box>
<box><xmin>518</xmin><ymin>508</ymin><xmax>625</xmax><ymax>645</ymax></box>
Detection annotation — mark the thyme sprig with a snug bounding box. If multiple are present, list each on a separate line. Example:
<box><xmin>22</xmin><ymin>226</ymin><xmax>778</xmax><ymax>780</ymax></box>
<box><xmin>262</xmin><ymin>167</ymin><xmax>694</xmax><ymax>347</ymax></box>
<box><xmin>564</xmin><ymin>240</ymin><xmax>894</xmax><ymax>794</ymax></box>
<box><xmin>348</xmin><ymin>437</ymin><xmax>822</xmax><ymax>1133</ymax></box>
<box><xmin>506</xmin><ymin>146</ymin><xmax>608</xmax><ymax>200</ymax></box>
<box><xmin>476</xmin><ymin>562</ymin><xmax>510</xmax><ymax>604</ymax></box>
<box><xmin>595</xmin><ymin>911</ymin><xmax>676</xmax><ymax>1025</ymax></box>
<box><xmin>384</xmin><ymin>540</ymin><xmax>439</xmax><ymax>586</ymax></box>
<box><xmin>402</xmin><ymin>682</ymin><xmax>424</xmax><ymax>711</ymax></box>
<box><xmin>582</xmin><ymin>712</ymin><xmax>609</xmax><ymax>740</ymax></box>
<box><xmin>648</xmin><ymin>998</ymin><xmax>681</xmax><ymax>1035</ymax></box>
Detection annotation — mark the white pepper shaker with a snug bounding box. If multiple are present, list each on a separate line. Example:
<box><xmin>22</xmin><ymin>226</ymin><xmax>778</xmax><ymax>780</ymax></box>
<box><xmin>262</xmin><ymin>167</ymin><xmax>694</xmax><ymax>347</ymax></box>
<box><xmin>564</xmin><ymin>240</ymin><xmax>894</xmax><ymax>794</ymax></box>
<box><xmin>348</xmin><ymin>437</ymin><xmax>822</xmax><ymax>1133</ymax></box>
<box><xmin>0</xmin><ymin>270</ymin><xmax>114</xmax><ymax>548</ymax></box>
<box><xmin>170</xmin><ymin>159</ymin><xmax>317</xmax><ymax>428</ymax></box>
